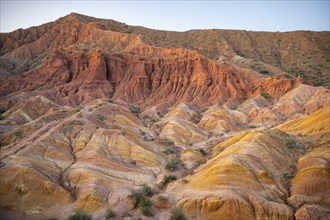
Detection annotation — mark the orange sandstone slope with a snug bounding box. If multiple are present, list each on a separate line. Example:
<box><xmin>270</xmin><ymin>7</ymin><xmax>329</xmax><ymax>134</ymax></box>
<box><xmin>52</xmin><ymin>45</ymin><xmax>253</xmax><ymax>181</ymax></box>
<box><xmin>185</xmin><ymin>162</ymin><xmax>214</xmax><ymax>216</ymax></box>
<box><xmin>0</xmin><ymin>13</ymin><xmax>330</xmax><ymax>220</ymax></box>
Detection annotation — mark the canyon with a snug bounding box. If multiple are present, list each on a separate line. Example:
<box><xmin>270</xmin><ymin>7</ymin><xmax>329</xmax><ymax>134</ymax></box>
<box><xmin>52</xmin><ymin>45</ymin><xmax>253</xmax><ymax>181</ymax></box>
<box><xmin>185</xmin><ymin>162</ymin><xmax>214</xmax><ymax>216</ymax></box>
<box><xmin>0</xmin><ymin>13</ymin><xmax>329</xmax><ymax>220</ymax></box>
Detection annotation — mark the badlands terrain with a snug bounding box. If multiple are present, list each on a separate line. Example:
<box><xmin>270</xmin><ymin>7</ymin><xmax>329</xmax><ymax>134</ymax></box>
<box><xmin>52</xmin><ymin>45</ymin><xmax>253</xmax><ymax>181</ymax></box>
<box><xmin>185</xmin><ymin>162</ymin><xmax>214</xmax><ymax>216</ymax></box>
<box><xmin>0</xmin><ymin>13</ymin><xmax>329</xmax><ymax>220</ymax></box>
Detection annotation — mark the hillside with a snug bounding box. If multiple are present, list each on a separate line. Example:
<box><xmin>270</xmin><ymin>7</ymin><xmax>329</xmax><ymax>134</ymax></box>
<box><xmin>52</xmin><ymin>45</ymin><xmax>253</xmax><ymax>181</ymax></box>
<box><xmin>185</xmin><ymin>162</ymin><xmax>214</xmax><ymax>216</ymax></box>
<box><xmin>0</xmin><ymin>13</ymin><xmax>329</xmax><ymax>220</ymax></box>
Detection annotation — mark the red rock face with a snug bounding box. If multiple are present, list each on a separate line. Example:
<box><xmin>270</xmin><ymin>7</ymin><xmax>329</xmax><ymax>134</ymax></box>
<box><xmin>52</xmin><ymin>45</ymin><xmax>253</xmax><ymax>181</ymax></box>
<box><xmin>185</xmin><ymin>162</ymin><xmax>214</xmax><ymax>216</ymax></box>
<box><xmin>0</xmin><ymin>43</ymin><xmax>265</xmax><ymax>109</ymax></box>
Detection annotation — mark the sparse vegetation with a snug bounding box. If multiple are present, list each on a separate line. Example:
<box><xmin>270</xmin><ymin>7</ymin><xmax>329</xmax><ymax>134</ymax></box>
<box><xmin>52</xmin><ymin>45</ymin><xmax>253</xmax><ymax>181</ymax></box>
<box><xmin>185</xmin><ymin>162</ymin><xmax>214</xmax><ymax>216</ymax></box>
<box><xmin>261</xmin><ymin>92</ymin><xmax>272</xmax><ymax>100</ymax></box>
<box><xmin>158</xmin><ymin>175</ymin><xmax>177</xmax><ymax>189</ymax></box>
<box><xmin>163</xmin><ymin>147</ymin><xmax>175</xmax><ymax>155</ymax></box>
<box><xmin>163</xmin><ymin>175</ymin><xmax>177</xmax><ymax>185</ymax></box>
<box><xmin>142</xmin><ymin>185</ymin><xmax>154</xmax><ymax>197</ymax></box>
<box><xmin>170</xmin><ymin>207</ymin><xmax>187</xmax><ymax>220</ymax></box>
<box><xmin>157</xmin><ymin>112</ymin><xmax>163</xmax><ymax>118</ymax></box>
<box><xmin>129</xmin><ymin>188</ymin><xmax>153</xmax><ymax>216</ymax></box>
<box><xmin>14</xmin><ymin>130</ymin><xmax>23</xmax><ymax>139</ymax></box>
<box><xmin>139</xmin><ymin>130</ymin><xmax>146</xmax><ymax>136</ymax></box>
<box><xmin>190</xmin><ymin>116</ymin><xmax>200</xmax><ymax>124</ymax></box>
<box><xmin>198</xmin><ymin>148</ymin><xmax>208</xmax><ymax>156</ymax></box>
<box><xmin>97</xmin><ymin>114</ymin><xmax>106</xmax><ymax>121</ymax></box>
<box><xmin>286</xmin><ymin>139</ymin><xmax>298</xmax><ymax>149</ymax></box>
<box><xmin>201</xmin><ymin>108</ymin><xmax>208</xmax><ymax>113</ymax></box>
<box><xmin>105</xmin><ymin>208</ymin><xmax>116</xmax><ymax>219</ymax></box>
<box><xmin>128</xmin><ymin>105</ymin><xmax>140</xmax><ymax>115</ymax></box>
<box><xmin>249</xmin><ymin>125</ymin><xmax>257</xmax><ymax>128</ymax></box>
<box><xmin>138</xmin><ymin>197</ymin><xmax>153</xmax><ymax>216</ymax></box>
<box><xmin>260</xmin><ymin>70</ymin><xmax>269</xmax><ymax>74</ymax></box>
<box><xmin>285</xmin><ymin>73</ymin><xmax>293</xmax><ymax>79</ymax></box>
<box><xmin>166</xmin><ymin>157</ymin><xmax>180</xmax><ymax>171</ymax></box>
<box><xmin>68</xmin><ymin>210</ymin><xmax>91</xmax><ymax>220</ymax></box>
<box><xmin>283</xmin><ymin>171</ymin><xmax>295</xmax><ymax>180</ymax></box>
<box><xmin>0</xmin><ymin>107</ymin><xmax>6</xmax><ymax>114</ymax></box>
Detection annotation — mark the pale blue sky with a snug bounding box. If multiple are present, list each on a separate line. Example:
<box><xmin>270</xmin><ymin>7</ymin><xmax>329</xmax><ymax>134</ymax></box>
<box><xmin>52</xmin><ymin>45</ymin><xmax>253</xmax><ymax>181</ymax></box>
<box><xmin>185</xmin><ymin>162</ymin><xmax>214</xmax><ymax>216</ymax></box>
<box><xmin>1</xmin><ymin>1</ymin><xmax>329</xmax><ymax>33</ymax></box>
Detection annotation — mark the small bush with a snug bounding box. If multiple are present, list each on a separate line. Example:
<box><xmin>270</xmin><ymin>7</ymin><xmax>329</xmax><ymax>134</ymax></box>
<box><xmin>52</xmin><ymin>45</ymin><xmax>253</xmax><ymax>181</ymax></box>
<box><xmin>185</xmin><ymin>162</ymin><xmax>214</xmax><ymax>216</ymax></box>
<box><xmin>157</xmin><ymin>112</ymin><xmax>163</xmax><ymax>118</ymax></box>
<box><xmin>249</xmin><ymin>125</ymin><xmax>257</xmax><ymax>128</ymax></box>
<box><xmin>0</xmin><ymin>107</ymin><xmax>6</xmax><ymax>114</ymax></box>
<box><xmin>261</xmin><ymin>92</ymin><xmax>272</xmax><ymax>100</ymax></box>
<box><xmin>198</xmin><ymin>148</ymin><xmax>208</xmax><ymax>156</ymax></box>
<box><xmin>138</xmin><ymin>197</ymin><xmax>153</xmax><ymax>216</ymax></box>
<box><xmin>285</xmin><ymin>73</ymin><xmax>293</xmax><ymax>79</ymax></box>
<box><xmin>170</xmin><ymin>207</ymin><xmax>187</xmax><ymax>220</ymax></box>
<box><xmin>190</xmin><ymin>116</ymin><xmax>200</xmax><ymax>124</ymax></box>
<box><xmin>163</xmin><ymin>147</ymin><xmax>175</xmax><ymax>155</ymax></box>
<box><xmin>68</xmin><ymin>210</ymin><xmax>91</xmax><ymax>220</ymax></box>
<box><xmin>142</xmin><ymin>185</ymin><xmax>153</xmax><ymax>197</ymax></box>
<box><xmin>286</xmin><ymin>139</ymin><xmax>298</xmax><ymax>149</ymax></box>
<box><xmin>139</xmin><ymin>130</ymin><xmax>146</xmax><ymax>136</ymax></box>
<box><xmin>14</xmin><ymin>130</ymin><xmax>23</xmax><ymax>139</ymax></box>
<box><xmin>260</xmin><ymin>70</ymin><xmax>269</xmax><ymax>74</ymax></box>
<box><xmin>128</xmin><ymin>105</ymin><xmax>140</xmax><ymax>115</ymax></box>
<box><xmin>48</xmin><ymin>218</ymin><xmax>57</xmax><ymax>220</ymax></box>
<box><xmin>129</xmin><ymin>190</ymin><xmax>144</xmax><ymax>204</ymax></box>
<box><xmin>166</xmin><ymin>158</ymin><xmax>180</xmax><ymax>171</ymax></box>
<box><xmin>163</xmin><ymin>175</ymin><xmax>177</xmax><ymax>185</ymax></box>
<box><xmin>97</xmin><ymin>114</ymin><xmax>106</xmax><ymax>121</ymax></box>
<box><xmin>283</xmin><ymin>172</ymin><xmax>295</xmax><ymax>180</ymax></box>
<box><xmin>105</xmin><ymin>209</ymin><xmax>116</xmax><ymax>219</ymax></box>
<box><xmin>201</xmin><ymin>108</ymin><xmax>208</xmax><ymax>113</ymax></box>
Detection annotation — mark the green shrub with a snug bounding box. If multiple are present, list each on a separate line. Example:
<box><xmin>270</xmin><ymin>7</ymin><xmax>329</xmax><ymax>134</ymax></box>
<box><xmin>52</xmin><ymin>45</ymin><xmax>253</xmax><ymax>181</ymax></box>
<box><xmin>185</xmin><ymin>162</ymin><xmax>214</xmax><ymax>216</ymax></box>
<box><xmin>97</xmin><ymin>114</ymin><xmax>106</xmax><ymax>121</ymax></box>
<box><xmin>260</xmin><ymin>70</ymin><xmax>269</xmax><ymax>74</ymax></box>
<box><xmin>190</xmin><ymin>116</ymin><xmax>200</xmax><ymax>124</ymax></box>
<box><xmin>105</xmin><ymin>208</ymin><xmax>116</xmax><ymax>219</ymax></box>
<box><xmin>198</xmin><ymin>148</ymin><xmax>208</xmax><ymax>156</ymax></box>
<box><xmin>129</xmin><ymin>190</ymin><xmax>144</xmax><ymax>204</ymax></box>
<box><xmin>285</xmin><ymin>73</ymin><xmax>293</xmax><ymax>79</ymax></box>
<box><xmin>261</xmin><ymin>92</ymin><xmax>272</xmax><ymax>100</ymax></box>
<box><xmin>166</xmin><ymin>158</ymin><xmax>180</xmax><ymax>171</ymax></box>
<box><xmin>283</xmin><ymin>172</ymin><xmax>295</xmax><ymax>180</ymax></box>
<box><xmin>163</xmin><ymin>175</ymin><xmax>177</xmax><ymax>185</ymax></box>
<box><xmin>163</xmin><ymin>147</ymin><xmax>175</xmax><ymax>155</ymax></box>
<box><xmin>128</xmin><ymin>105</ymin><xmax>140</xmax><ymax>115</ymax></box>
<box><xmin>201</xmin><ymin>108</ymin><xmax>208</xmax><ymax>113</ymax></box>
<box><xmin>157</xmin><ymin>112</ymin><xmax>163</xmax><ymax>118</ymax></box>
<box><xmin>139</xmin><ymin>130</ymin><xmax>146</xmax><ymax>136</ymax></box>
<box><xmin>170</xmin><ymin>207</ymin><xmax>187</xmax><ymax>220</ymax></box>
<box><xmin>286</xmin><ymin>139</ymin><xmax>298</xmax><ymax>149</ymax></box>
<box><xmin>68</xmin><ymin>210</ymin><xmax>91</xmax><ymax>220</ymax></box>
<box><xmin>138</xmin><ymin>197</ymin><xmax>153</xmax><ymax>216</ymax></box>
<box><xmin>14</xmin><ymin>130</ymin><xmax>23</xmax><ymax>139</ymax></box>
<box><xmin>142</xmin><ymin>185</ymin><xmax>153</xmax><ymax>197</ymax></box>
<box><xmin>0</xmin><ymin>107</ymin><xmax>6</xmax><ymax>114</ymax></box>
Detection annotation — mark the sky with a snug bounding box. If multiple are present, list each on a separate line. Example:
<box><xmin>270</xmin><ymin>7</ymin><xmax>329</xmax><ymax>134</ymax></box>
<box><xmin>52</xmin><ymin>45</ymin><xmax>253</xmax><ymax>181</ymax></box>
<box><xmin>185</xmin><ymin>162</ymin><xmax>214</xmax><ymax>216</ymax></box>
<box><xmin>1</xmin><ymin>0</ymin><xmax>329</xmax><ymax>33</ymax></box>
